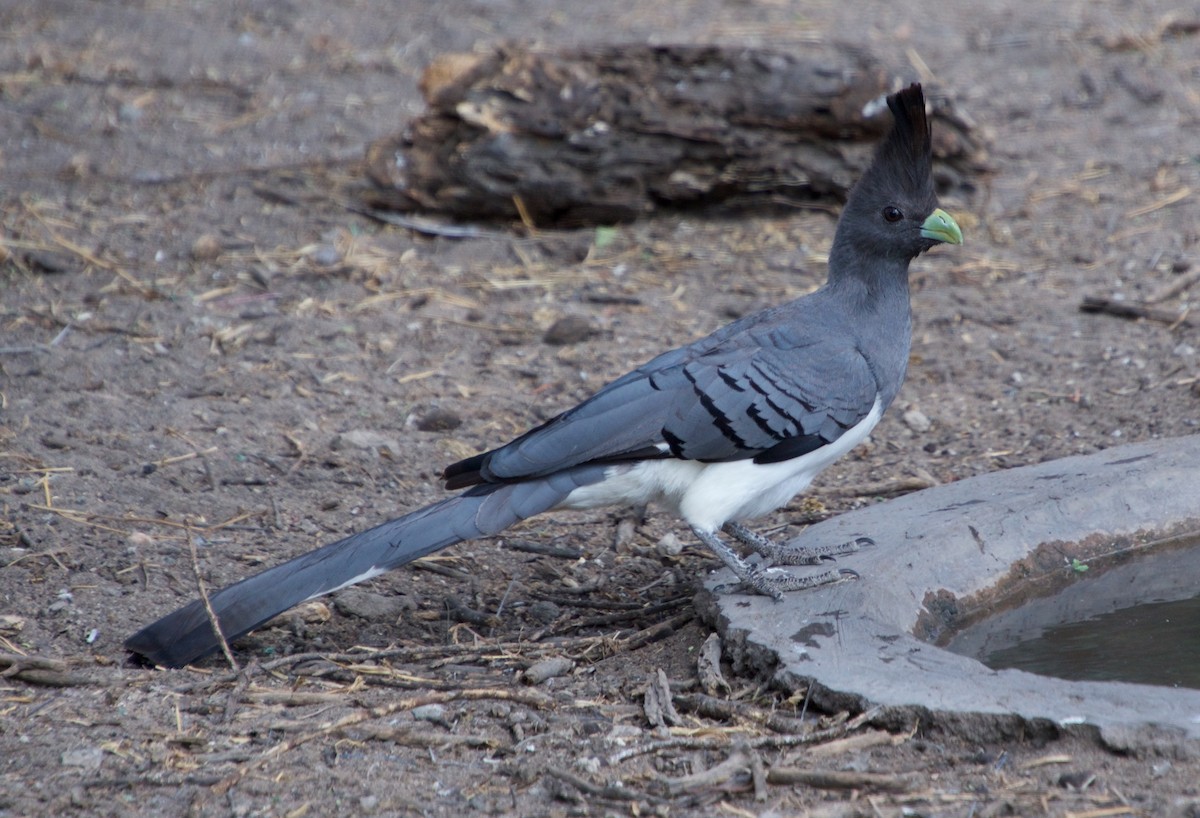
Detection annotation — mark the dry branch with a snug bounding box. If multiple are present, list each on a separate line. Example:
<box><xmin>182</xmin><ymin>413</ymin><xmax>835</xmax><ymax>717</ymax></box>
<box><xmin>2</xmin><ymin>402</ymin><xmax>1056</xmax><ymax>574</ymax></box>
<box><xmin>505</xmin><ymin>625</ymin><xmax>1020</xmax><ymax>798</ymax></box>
<box><xmin>1079</xmin><ymin>295</ymin><xmax>1195</xmax><ymax>327</ymax></box>
<box><xmin>363</xmin><ymin>43</ymin><xmax>987</xmax><ymax>226</ymax></box>
<box><xmin>765</xmin><ymin>767</ymin><xmax>919</xmax><ymax>792</ymax></box>
<box><xmin>673</xmin><ymin>692</ymin><xmax>809</xmax><ymax>734</ymax></box>
<box><xmin>0</xmin><ymin>652</ymin><xmax>92</xmax><ymax>686</ymax></box>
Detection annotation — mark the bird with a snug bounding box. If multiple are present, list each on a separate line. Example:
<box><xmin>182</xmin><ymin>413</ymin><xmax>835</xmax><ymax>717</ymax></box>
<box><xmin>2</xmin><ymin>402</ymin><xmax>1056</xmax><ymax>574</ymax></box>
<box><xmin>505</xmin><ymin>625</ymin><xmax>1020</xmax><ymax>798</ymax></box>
<box><xmin>125</xmin><ymin>83</ymin><xmax>961</xmax><ymax>668</ymax></box>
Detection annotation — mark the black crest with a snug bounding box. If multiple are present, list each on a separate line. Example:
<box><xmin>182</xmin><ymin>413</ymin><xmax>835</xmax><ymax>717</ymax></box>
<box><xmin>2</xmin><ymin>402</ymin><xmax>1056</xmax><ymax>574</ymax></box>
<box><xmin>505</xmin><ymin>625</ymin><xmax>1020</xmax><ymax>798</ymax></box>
<box><xmin>857</xmin><ymin>83</ymin><xmax>934</xmax><ymax>199</ymax></box>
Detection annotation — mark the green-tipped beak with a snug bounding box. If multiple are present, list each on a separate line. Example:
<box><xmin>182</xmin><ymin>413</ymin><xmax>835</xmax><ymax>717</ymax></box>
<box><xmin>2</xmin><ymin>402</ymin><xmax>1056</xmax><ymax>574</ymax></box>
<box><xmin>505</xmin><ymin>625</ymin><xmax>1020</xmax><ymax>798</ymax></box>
<box><xmin>920</xmin><ymin>208</ymin><xmax>963</xmax><ymax>245</ymax></box>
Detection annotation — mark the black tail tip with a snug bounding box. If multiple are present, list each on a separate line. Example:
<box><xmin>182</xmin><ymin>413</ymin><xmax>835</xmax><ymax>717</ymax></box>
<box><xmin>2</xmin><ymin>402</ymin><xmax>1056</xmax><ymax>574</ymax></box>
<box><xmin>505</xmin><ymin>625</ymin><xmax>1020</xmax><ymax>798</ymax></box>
<box><xmin>123</xmin><ymin>603</ymin><xmax>224</xmax><ymax>668</ymax></box>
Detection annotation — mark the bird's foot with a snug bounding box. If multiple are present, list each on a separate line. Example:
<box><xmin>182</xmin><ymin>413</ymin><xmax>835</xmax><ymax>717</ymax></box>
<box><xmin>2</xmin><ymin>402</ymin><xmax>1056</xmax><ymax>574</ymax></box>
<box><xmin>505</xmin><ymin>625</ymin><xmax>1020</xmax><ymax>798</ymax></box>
<box><xmin>693</xmin><ymin>525</ymin><xmax>862</xmax><ymax>601</ymax></box>
<box><xmin>722</xmin><ymin>521</ymin><xmax>873</xmax><ymax>566</ymax></box>
<box><xmin>732</xmin><ymin>565</ymin><xmax>860</xmax><ymax>600</ymax></box>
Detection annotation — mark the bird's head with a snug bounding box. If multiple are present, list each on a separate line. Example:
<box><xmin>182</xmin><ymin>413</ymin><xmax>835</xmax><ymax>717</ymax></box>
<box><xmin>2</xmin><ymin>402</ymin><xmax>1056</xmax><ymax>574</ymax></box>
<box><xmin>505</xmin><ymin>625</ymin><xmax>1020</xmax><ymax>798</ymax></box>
<box><xmin>835</xmin><ymin>83</ymin><xmax>962</xmax><ymax>265</ymax></box>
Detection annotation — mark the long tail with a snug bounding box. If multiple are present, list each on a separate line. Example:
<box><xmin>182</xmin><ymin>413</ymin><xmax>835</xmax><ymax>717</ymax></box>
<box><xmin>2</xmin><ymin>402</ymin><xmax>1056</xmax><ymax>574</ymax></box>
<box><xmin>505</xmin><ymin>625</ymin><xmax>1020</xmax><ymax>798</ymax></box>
<box><xmin>124</xmin><ymin>468</ymin><xmax>607</xmax><ymax>667</ymax></box>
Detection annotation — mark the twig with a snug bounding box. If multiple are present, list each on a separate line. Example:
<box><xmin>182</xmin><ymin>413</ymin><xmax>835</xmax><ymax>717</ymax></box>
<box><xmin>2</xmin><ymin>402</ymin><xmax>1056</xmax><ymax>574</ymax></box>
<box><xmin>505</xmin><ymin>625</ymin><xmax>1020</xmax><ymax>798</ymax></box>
<box><xmin>0</xmin><ymin>652</ymin><xmax>92</xmax><ymax>686</ymax></box>
<box><xmin>543</xmin><ymin>766</ymin><xmax>661</xmax><ymax>804</ymax></box>
<box><xmin>673</xmin><ymin>692</ymin><xmax>809</xmax><ymax>734</ymax></box>
<box><xmin>806</xmin><ymin>728</ymin><xmax>905</xmax><ymax>757</ymax></box>
<box><xmin>4</xmin><ymin>548</ymin><xmax>70</xmax><ymax>570</ymax></box>
<box><xmin>186</xmin><ymin>524</ymin><xmax>239</xmax><ymax>672</ymax></box>
<box><xmin>748</xmin><ymin>742</ymin><xmax>768</xmax><ymax>802</ymax></box>
<box><xmin>170</xmin><ymin>632</ymin><xmax>626</xmax><ymax>693</ymax></box>
<box><xmin>336</xmin><ymin>724</ymin><xmax>497</xmax><ymax>749</ymax></box>
<box><xmin>818</xmin><ymin>475</ymin><xmax>938</xmax><ymax>499</ymax></box>
<box><xmin>765</xmin><ymin>767</ymin><xmax>918</xmax><ymax>792</ymax></box>
<box><xmin>551</xmin><ymin>596</ymin><xmax>691</xmax><ymax>632</ymax></box>
<box><xmin>529</xmin><ymin>593</ymin><xmax>645</xmax><ymax>611</ymax></box>
<box><xmin>609</xmin><ymin>721</ymin><xmax>830</xmax><ymax>764</ymax></box>
<box><xmin>622</xmin><ymin>611</ymin><xmax>695</xmax><ymax>650</ymax></box>
<box><xmin>1144</xmin><ymin>265</ymin><xmax>1200</xmax><ymax>304</ymax></box>
<box><xmin>81</xmin><ymin>775</ymin><xmax>226</xmax><ymax>789</ymax></box>
<box><xmin>661</xmin><ymin>745</ymin><xmax>756</xmax><ymax>797</ymax></box>
<box><xmin>1079</xmin><ymin>294</ymin><xmax>1195</xmax><ymax>327</ymax></box>
<box><xmin>346</xmin><ymin>206</ymin><xmax>506</xmax><ymax>239</ymax></box>
<box><xmin>505</xmin><ymin>539</ymin><xmax>584</xmax><ymax>559</ymax></box>
<box><xmin>242</xmin><ymin>689</ymin><xmax>365</xmax><ymax>707</ymax></box>
<box><xmin>1125</xmin><ymin>186</ymin><xmax>1191</xmax><ymax>219</ymax></box>
<box><xmin>609</xmin><ymin>707</ymin><xmax>878</xmax><ymax>764</ymax></box>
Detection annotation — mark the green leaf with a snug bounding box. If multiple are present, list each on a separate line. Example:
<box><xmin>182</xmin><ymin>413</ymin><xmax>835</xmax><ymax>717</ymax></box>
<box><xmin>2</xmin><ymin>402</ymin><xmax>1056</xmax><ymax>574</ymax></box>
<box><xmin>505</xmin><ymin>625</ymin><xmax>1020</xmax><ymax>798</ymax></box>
<box><xmin>594</xmin><ymin>225</ymin><xmax>618</xmax><ymax>251</ymax></box>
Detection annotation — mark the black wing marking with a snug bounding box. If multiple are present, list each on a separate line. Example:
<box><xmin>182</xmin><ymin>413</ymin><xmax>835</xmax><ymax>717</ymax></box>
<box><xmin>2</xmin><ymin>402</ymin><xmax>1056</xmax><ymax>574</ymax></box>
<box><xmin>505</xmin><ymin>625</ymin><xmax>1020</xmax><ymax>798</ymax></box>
<box><xmin>444</xmin><ymin>324</ymin><xmax>879</xmax><ymax>486</ymax></box>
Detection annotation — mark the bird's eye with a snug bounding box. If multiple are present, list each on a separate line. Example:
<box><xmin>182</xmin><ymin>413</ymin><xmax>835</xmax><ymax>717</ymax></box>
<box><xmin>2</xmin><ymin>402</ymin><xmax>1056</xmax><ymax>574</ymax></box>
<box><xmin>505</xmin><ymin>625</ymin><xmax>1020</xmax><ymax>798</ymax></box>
<box><xmin>882</xmin><ymin>206</ymin><xmax>903</xmax><ymax>223</ymax></box>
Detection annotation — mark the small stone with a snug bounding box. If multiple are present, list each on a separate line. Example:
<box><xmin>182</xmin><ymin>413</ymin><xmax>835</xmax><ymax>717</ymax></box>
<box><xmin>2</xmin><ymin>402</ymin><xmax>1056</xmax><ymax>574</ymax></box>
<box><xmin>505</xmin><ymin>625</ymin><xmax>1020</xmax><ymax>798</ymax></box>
<box><xmin>1057</xmin><ymin>770</ymin><xmax>1097</xmax><ymax>791</ymax></box>
<box><xmin>191</xmin><ymin>234</ymin><xmax>222</xmax><ymax>261</ymax></box>
<box><xmin>521</xmin><ymin>656</ymin><xmax>574</xmax><ymax>685</ymax></box>
<box><xmin>613</xmin><ymin>517</ymin><xmax>637</xmax><ymax>551</ymax></box>
<box><xmin>1173</xmin><ymin>343</ymin><xmax>1195</xmax><ymax>358</ymax></box>
<box><xmin>40</xmin><ymin>432</ymin><xmax>70</xmax><ymax>450</ymax></box>
<box><xmin>542</xmin><ymin>315</ymin><xmax>595</xmax><ymax>345</ymax></box>
<box><xmin>24</xmin><ymin>248</ymin><xmax>81</xmax><ymax>275</ymax></box>
<box><xmin>118</xmin><ymin>102</ymin><xmax>143</xmax><ymax>123</ymax></box>
<box><xmin>575</xmin><ymin>756</ymin><xmax>603</xmax><ymax>774</ymax></box>
<box><xmin>902</xmin><ymin>409</ymin><xmax>932</xmax><ymax>433</ymax></box>
<box><xmin>527</xmin><ymin>600</ymin><xmax>561</xmax><ymax>624</ymax></box>
<box><xmin>295</xmin><ymin>601</ymin><xmax>332</xmax><ymax>624</ymax></box>
<box><xmin>411</xmin><ymin>703</ymin><xmax>451</xmax><ymax>727</ymax></box>
<box><xmin>59</xmin><ymin>152</ymin><xmax>94</xmax><ymax>181</ymax></box>
<box><xmin>604</xmin><ymin>724</ymin><xmax>644</xmax><ymax>746</ymax></box>
<box><xmin>414</xmin><ymin>407</ymin><xmax>462</xmax><ymax>432</ymax></box>
<box><xmin>655</xmin><ymin>532</ymin><xmax>683</xmax><ymax>557</ymax></box>
<box><xmin>333</xmin><ymin>589</ymin><xmax>410</xmax><ymax>621</ymax></box>
<box><xmin>61</xmin><ymin>747</ymin><xmax>104</xmax><ymax>770</ymax></box>
<box><xmin>308</xmin><ymin>244</ymin><xmax>342</xmax><ymax>268</ymax></box>
<box><xmin>126</xmin><ymin>531</ymin><xmax>155</xmax><ymax>550</ymax></box>
<box><xmin>331</xmin><ymin>430</ymin><xmax>401</xmax><ymax>456</ymax></box>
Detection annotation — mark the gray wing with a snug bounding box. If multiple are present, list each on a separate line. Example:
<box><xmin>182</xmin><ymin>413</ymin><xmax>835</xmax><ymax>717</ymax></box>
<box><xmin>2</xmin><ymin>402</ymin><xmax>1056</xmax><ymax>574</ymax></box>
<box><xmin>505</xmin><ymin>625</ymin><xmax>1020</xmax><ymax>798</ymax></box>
<box><xmin>445</xmin><ymin>319</ymin><xmax>880</xmax><ymax>486</ymax></box>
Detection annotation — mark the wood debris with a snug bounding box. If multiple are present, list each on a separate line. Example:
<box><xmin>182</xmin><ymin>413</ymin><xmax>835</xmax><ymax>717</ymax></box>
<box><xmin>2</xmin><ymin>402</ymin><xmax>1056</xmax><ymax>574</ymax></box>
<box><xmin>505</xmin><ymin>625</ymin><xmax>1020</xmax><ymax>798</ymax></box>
<box><xmin>363</xmin><ymin>43</ymin><xmax>988</xmax><ymax>226</ymax></box>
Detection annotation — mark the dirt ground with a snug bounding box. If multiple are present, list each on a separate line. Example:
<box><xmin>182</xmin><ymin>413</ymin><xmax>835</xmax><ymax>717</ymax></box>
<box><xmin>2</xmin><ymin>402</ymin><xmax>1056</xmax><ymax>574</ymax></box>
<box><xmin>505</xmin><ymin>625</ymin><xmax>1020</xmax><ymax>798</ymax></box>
<box><xmin>2</xmin><ymin>0</ymin><xmax>1199</xmax><ymax>816</ymax></box>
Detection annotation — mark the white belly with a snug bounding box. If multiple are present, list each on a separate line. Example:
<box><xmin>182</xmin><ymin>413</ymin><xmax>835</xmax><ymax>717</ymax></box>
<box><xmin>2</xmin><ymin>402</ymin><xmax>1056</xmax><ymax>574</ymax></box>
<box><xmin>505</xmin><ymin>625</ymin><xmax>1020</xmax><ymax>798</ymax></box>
<box><xmin>558</xmin><ymin>396</ymin><xmax>883</xmax><ymax>531</ymax></box>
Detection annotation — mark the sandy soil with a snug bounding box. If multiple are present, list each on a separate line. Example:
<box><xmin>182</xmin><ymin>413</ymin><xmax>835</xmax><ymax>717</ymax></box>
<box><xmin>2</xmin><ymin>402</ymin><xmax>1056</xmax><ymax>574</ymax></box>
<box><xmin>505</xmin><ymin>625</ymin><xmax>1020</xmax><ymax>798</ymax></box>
<box><xmin>2</xmin><ymin>0</ymin><xmax>1199</xmax><ymax>815</ymax></box>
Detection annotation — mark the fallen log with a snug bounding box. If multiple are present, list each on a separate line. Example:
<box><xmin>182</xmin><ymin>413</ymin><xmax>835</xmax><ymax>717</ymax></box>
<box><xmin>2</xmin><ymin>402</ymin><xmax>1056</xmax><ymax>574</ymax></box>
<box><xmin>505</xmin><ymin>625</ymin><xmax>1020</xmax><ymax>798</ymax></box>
<box><xmin>363</xmin><ymin>42</ymin><xmax>987</xmax><ymax>226</ymax></box>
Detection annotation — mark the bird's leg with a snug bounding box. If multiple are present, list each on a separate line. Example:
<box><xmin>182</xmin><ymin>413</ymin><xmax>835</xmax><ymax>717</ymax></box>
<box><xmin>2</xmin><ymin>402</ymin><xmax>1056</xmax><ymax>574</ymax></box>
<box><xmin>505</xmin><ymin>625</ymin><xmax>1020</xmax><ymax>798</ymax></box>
<box><xmin>722</xmin><ymin>521</ymin><xmax>873</xmax><ymax>565</ymax></box>
<box><xmin>691</xmin><ymin>526</ymin><xmax>857</xmax><ymax>601</ymax></box>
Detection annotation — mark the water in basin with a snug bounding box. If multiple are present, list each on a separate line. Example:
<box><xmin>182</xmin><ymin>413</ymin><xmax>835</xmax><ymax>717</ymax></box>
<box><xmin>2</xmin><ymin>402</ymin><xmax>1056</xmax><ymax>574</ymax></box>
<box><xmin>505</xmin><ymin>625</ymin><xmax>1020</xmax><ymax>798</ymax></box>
<box><xmin>945</xmin><ymin>535</ymin><xmax>1200</xmax><ymax>689</ymax></box>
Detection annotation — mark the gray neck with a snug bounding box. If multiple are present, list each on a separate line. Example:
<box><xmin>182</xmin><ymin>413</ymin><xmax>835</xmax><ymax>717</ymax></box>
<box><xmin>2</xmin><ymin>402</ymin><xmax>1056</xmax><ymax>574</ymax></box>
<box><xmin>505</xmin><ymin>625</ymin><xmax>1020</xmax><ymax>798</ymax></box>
<box><xmin>825</xmin><ymin>241</ymin><xmax>915</xmax><ymax>410</ymax></box>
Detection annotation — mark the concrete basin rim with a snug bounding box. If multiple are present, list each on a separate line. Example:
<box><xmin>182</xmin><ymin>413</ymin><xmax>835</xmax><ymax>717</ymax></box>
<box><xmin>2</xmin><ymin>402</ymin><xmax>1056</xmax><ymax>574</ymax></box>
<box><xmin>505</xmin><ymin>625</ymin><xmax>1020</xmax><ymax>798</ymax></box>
<box><xmin>703</xmin><ymin>435</ymin><xmax>1200</xmax><ymax>749</ymax></box>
